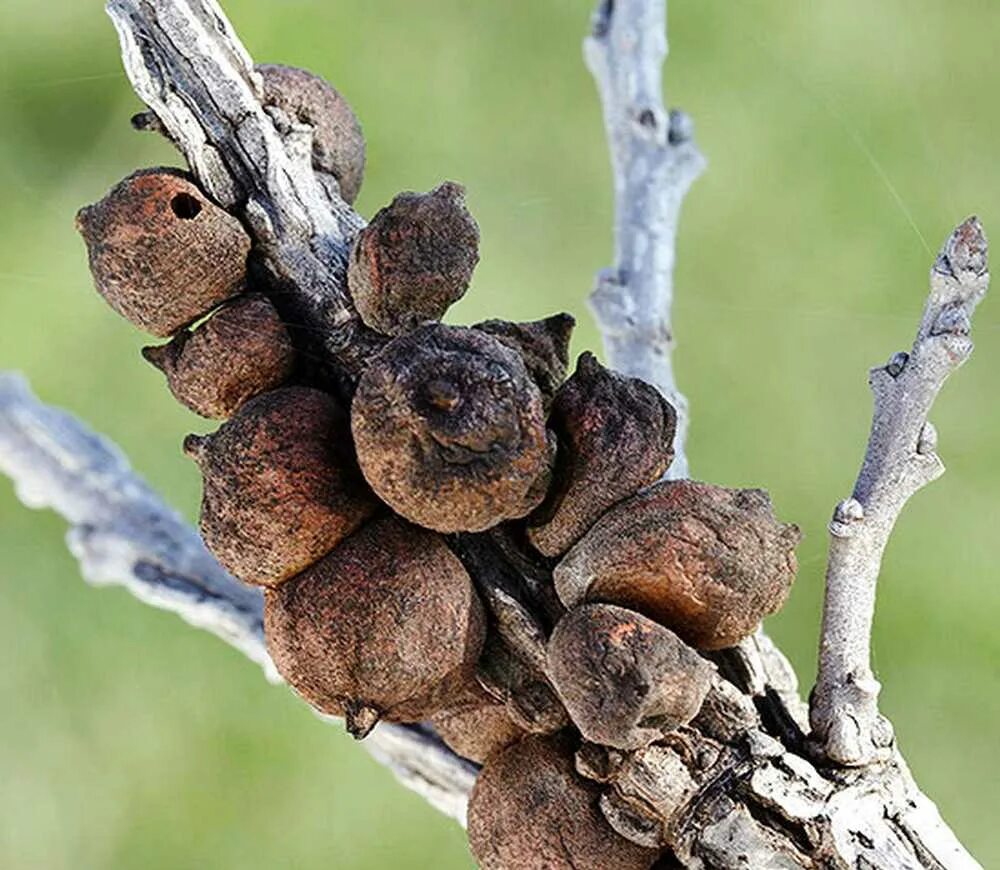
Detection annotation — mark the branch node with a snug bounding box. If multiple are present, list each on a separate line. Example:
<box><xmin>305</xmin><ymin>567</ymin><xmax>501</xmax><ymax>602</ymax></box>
<box><xmin>829</xmin><ymin>498</ymin><xmax>865</xmax><ymax>538</ymax></box>
<box><xmin>931</xmin><ymin>304</ymin><xmax>972</xmax><ymax>339</ymax></box>
<box><xmin>667</xmin><ymin>108</ymin><xmax>695</xmax><ymax>145</ymax></box>
<box><xmin>885</xmin><ymin>351</ymin><xmax>909</xmax><ymax>378</ymax></box>
<box><xmin>585</xmin><ymin>0</ymin><xmax>703</xmax><ymax>480</ymax></box>
<box><xmin>916</xmin><ymin>421</ymin><xmax>939</xmax><ymax>456</ymax></box>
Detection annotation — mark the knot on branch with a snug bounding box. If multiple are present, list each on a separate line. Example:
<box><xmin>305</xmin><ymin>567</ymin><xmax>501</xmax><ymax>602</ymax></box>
<box><xmin>829</xmin><ymin>498</ymin><xmax>865</xmax><ymax>538</ymax></box>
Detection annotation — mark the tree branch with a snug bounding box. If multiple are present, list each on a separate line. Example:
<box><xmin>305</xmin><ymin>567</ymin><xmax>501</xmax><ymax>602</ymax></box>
<box><xmin>585</xmin><ymin>0</ymin><xmax>705</xmax><ymax>477</ymax></box>
<box><xmin>0</xmin><ymin>371</ymin><xmax>980</xmax><ymax>867</ymax></box>
<box><xmin>811</xmin><ymin>217</ymin><xmax>989</xmax><ymax>766</ymax></box>
<box><xmin>581</xmin><ymin>3</ymin><xmax>980</xmax><ymax>863</ymax></box>
<box><xmin>0</xmin><ymin>372</ymin><xmax>476</xmax><ymax>824</ymax></box>
<box><xmin>0</xmin><ymin>0</ymin><xmax>985</xmax><ymax>864</ymax></box>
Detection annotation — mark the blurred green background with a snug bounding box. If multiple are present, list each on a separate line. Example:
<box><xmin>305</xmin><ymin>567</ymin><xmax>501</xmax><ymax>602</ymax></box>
<box><xmin>1</xmin><ymin>0</ymin><xmax>997</xmax><ymax>867</ymax></box>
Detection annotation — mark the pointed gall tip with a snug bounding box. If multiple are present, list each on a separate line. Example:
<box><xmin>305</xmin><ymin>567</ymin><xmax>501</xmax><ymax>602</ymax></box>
<box><xmin>141</xmin><ymin>344</ymin><xmax>169</xmax><ymax>371</ymax></box>
<box><xmin>576</xmin><ymin>351</ymin><xmax>604</xmax><ymax>378</ymax></box>
<box><xmin>543</xmin><ymin>313</ymin><xmax>576</xmax><ymax>348</ymax></box>
<box><xmin>74</xmin><ymin>204</ymin><xmax>94</xmax><ymax>236</ymax></box>
<box><xmin>784</xmin><ymin>523</ymin><xmax>804</xmax><ymax>547</ymax></box>
<box><xmin>345</xmin><ymin>702</ymin><xmax>381</xmax><ymax>740</ymax></box>
<box><xmin>182</xmin><ymin>433</ymin><xmax>209</xmax><ymax>463</ymax></box>
<box><xmin>433</xmin><ymin>181</ymin><xmax>467</xmax><ymax>205</ymax></box>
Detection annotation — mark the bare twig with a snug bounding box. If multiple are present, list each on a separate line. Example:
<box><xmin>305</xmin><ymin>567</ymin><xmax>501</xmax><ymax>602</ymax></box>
<box><xmin>581</xmin><ymin>3</ymin><xmax>981</xmax><ymax>861</ymax></box>
<box><xmin>811</xmin><ymin>218</ymin><xmax>989</xmax><ymax>766</ymax></box>
<box><xmin>584</xmin><ymin>0</ymin><xmax>705</xmax><ymax>477</ymax></box>
<box><xmin>0</xmin><ymin>373</ymin><xmax>476</xmax><ymax>824</ymax></box>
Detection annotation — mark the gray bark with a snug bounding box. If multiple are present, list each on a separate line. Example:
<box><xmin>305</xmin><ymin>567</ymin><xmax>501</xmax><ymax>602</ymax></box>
<box><xmin>585</xmin><ymin>0</ymin><xmax>705</xmax><ymax>478</ymax></box>
<box><xmin>107</xmin><ymin>0</ymin><xmax>380</xmax><ymax>380</ymax></box>
<box><xmin>811</xmin><ymin>218</ymin><xmax>989</xmax><ymax>766</ymax></box>
<box><xmin>0</xmin><ymin>0</ymin><xmax>986</xmax><ymax>866</ymax></box>
<box><xmin>0</xmin><ymin>370</ymin><xmax>978</xmax><ymax>867</ymax></box>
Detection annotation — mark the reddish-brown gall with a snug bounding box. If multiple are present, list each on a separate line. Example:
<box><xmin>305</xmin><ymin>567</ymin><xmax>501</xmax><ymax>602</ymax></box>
<box><xmin>76</xmin><ymin>168</ymin><xmax>249</xmax><ymax>337</ymax></box>
<box><xmin>554</xmin><ymin>480</ymin><xmax>801</xmax><ymax>650</ymax></box>
<box><xmin>529</xmin><ymin>353</ymin><xmax>676</xmax><ymax>556</ymax></box>
<box><xmin>143</xmin><ymin>293</ymin><xmax>294</xmax><ymax>419</ymax></box>
<box><xmin>468</xmin><ymin>734</ymin><xmax>659</xmax><ymax>870</ymax></box>
<box><xmin>257</xmin><ymin>64</ymin><xmax>366</xmax><ymax>204</ymax></box>
<box><xmin>264</xmin><ymin>515</ymin><xmax>485</xmax><ymax>736</ymax></box>
<box><xmin>348</xmin><ymin>182</ymin><xmax>480</xmax><ymax>335</ymax></box>
<box><xmin>185</xmin><ymin>387</ymin><xmax>376</xmax><ymax>587</ymax></box>
<box><xmin>475</xmin><ymin>314</ymin><xmax>575</xmax><ymax>408</ymax></box>
<box><xmin>431</xmin><ymin>684</ymin><xmax>525</xmax><ymax>764</ymax></box>
<box><xmin>546</xmin><ymin>604</ymin><xmax>713</xmax><ymax>750</ymax></box>
<box><xmin>351</xmin><ymin>323</ymin><xmax>555</xmax><ymax>533</ymax></box>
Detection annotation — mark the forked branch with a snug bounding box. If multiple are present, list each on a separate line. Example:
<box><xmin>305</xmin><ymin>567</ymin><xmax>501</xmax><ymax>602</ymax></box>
<box><xmin>0</xmin><ymin>0</ymin><xmax>987</xmax><ymax>865</ymax></box>
<box><xmin>0</xmin><ymin>375</ymin><xmax>980</xmax><ymax>865</ymax></box>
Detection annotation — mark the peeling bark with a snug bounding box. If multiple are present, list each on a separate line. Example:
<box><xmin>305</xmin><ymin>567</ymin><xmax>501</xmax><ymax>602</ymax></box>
<box><xmin>0</xmin><ymin>0</ymin><xmax>986</xmax><ymax>867</ymax></box>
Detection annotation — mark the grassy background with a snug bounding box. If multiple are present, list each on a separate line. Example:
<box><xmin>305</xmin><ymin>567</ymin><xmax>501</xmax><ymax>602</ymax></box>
<box><xmin>1</xmin><ymin>0</ymin><xmax>998</xmax><ymax>867</ymax></box>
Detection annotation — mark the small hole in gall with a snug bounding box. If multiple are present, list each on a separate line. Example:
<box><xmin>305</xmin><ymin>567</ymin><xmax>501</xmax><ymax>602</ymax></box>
<box><xmin>171</xmin><ymin>193</ymin><xmax>203</xmax><ymax>220</ymax></box>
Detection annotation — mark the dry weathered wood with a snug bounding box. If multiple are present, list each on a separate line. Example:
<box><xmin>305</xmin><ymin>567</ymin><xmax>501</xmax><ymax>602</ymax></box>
<box><xmin>0</xmin><ymin>365</ymin><xmax>976</xmax><ymax>865</ymax></box>
<box><xmin>0</xmin><ymin>0</ymin><xmax>985</xmax><ymax>866</ymax></box>
<box><xmin>810</xmin><ymin>218</ymin><xmax>989</xmax><ymax>766</ymax></box>
<box><xmin>577</xmin><ymin>1</ymin><xmax>978</xmax><ymax>866</ymax></box>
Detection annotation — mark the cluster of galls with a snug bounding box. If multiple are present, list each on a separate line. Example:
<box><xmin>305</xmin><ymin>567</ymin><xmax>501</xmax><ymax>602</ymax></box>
<box><xmin>77</xmin><ymin>64</ymin><xmax>801</xmax><ymax>870</ymax></box>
